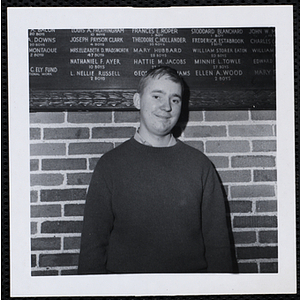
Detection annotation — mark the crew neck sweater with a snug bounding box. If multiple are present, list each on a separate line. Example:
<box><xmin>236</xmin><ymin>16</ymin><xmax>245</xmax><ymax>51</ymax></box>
<box><xmin>78</xmin><ymin>137</ymin><xmax>233</xmax><ymax>274</ymax></box>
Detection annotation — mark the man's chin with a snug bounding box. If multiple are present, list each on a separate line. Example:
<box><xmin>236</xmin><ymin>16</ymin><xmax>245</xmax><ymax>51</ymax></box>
<box><xmin>154</xmin><ymin>127</ymin><xmax>174</xmax><ymax>137</ymax></box>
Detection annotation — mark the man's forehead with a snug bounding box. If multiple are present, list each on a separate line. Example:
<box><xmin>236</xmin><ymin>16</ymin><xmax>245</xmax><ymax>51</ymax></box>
<box><xmin>144</xmin><ymin>75</ymin><xmax>182</xmax><ymax>90</ymax></box>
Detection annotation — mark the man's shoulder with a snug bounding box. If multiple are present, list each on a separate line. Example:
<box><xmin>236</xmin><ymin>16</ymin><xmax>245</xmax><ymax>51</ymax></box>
<box><xmin>102</xmin><ymin>138</ymin><xmax>133</xmax><ymax>160</ymax></box>
<box><xmin>93</xmin><ymin>138</ymin><xmax>133</xmax><ymax>170</ymax></box>
<box><xmin>177</xmin><ymin>140</ymin><xmax>213</xmax><ymax>167</ymax></box>
<box><xmin>109</xmin><ymin>137</ymin><xmax>133</xmax><ymax>152</ymax></box>
<box><xmin>178</xmin><ymin>140</ymin><xmax>207</xmax><ymax>157</ymax></box>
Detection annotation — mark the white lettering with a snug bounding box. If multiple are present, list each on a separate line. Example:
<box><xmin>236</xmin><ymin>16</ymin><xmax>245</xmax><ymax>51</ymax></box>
<box><xmin>70</xmin><ymin>36</ymin><xmax>89</xmax><ymax>43</ymax></box>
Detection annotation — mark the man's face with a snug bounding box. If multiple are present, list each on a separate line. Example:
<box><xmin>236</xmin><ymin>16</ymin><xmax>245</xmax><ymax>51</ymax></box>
<box><xmin>134</xmin><ymin>75</ymin><xmax>182</xmax><ymax>138</ymax></box>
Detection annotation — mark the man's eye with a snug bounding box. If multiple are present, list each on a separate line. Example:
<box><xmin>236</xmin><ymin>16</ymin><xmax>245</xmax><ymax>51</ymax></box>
<box><xmin>153</xmin><ymin>95</ymin><xmax>160</xmax><ymax>99</ymax></box>
<box><xmin>172</xmin><ymin>98</ymin><xmax>181</xmax><ymax>104</ymax></box>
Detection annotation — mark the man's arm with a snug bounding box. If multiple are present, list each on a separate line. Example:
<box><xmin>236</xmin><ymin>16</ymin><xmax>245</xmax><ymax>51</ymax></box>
<box><xmin>201</xmin><ymin>164</ymin><xmax>234</xmax><ymax>273</ymax></box>
<box><xmin>77</xmin><ymin>160</ymin><xmax>114</xmax><ymax>274</ymax></box>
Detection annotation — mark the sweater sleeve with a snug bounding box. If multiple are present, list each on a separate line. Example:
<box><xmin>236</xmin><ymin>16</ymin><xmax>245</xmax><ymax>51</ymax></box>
<box><xmin>201</xmin><ymin>163</ymin><xmax>233</xmax><ymax>273</ymax></box>
<box><xmin>77</xmin><ymin>158</ymin><xmax>114</xmax><ymax>274</ymax></box>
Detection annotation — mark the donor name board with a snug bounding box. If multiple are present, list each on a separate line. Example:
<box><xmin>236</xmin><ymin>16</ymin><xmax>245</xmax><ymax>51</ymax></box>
<box><xmin>29</xmin><ymin>27</ymin><xmax>276</xmax><ymax>110</ymax></box>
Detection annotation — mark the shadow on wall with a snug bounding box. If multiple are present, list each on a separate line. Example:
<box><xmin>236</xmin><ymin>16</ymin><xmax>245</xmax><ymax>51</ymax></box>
<box><xmin>172</xmin><ymin>79</ymin><xmax>190</xmax><ymax>138</ymax></box>
<box><xmin>217</xmin><ymin>171</ymin><xmax>239</xmax><ymax>273</ymax></box>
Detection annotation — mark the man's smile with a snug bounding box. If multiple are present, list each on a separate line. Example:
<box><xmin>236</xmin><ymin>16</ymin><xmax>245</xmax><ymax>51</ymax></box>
<box><xmin>153</xmin><ymin>113</ymin><xmax>172</xmax><ymax>119</ymax></box>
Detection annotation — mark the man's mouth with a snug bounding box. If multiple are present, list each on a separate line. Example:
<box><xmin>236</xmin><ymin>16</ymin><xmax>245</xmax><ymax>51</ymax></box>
<box><xmin>154</xmin><ymin>113</ymin><xmax>171</xmax><ymax>119</ymax></box>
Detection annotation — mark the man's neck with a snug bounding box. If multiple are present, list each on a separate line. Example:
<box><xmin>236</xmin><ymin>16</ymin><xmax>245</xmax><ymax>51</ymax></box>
<box><xmin>135</xmin><ymin>129</ymin><xmax>176</xmax><ymax>147</ymax></box>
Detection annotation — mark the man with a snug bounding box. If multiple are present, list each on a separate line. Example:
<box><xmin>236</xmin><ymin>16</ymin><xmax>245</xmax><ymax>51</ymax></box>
<box><xmin>78</xmin><ymin>66</ymin><xmax>233</xmax><ymax>274</ymax></box>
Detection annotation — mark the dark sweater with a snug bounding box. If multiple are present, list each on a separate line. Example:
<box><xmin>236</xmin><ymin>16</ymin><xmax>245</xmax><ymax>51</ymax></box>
<box><xmin>78</xmin><ymin>137</ymin><xmax>233</xmax><ymax>274</ymax></box>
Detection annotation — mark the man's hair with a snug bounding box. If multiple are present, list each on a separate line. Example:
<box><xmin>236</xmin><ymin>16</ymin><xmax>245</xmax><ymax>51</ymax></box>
<box><xmin>137</xmin><ymin>66</ymin><xmax>184</xmax><ymax>95</ymax></box>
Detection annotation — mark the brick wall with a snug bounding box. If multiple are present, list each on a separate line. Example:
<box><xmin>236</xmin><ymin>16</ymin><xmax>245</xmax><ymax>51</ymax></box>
<box><xmin>30</xmin><ymin>109</ymin><xmax>277</xmax><ymax>276</ymax></box>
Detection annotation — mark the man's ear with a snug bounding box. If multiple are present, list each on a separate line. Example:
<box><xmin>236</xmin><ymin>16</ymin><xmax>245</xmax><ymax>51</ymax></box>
<box><xmin>133</xmin><ymin>93</ymin><xmax>141</xmax><ymax>110</ymax></box>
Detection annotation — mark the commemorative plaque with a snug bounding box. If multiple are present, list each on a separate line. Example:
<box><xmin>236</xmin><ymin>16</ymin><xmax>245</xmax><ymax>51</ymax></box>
<box><xmin>29</xmin><ymin>27</ymin><xmax>276</xmax><ymax>110</ymax></box>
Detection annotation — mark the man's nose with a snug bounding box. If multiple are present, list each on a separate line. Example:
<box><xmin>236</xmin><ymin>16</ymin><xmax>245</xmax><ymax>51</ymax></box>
<box><xmin>160</xmin><ymin>97</ymin><xmax>172</xmax><ymax>111</ymax></box>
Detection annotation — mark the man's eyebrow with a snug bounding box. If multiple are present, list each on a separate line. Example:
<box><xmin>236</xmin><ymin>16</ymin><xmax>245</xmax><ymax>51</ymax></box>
<box><xmin>173</xmin><ymin>93</ymin><xmax>182</xmax><ymax>99</ymax></box>
<box><xmin>151</xmin><ymin>90</ymin><xmax>182</xmax><ymax>99</ymax></box>
<box><xmin>150</xmin><ymin>89</ymin><xmax>164</xmax><ymax>94</ymax></box>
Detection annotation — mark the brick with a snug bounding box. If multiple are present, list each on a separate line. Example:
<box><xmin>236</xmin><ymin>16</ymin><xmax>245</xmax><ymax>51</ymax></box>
<box><xmin>44</xmin><ymin>128</ymin><xmax>89</xmax><ymax>140</ymax></box>
<box><xmin>68</xmin><ymin>111</ymin><xmax>112</xmax><ymax>123</ymax></box>
<box><xmin>40</xmin><ymin>188</ymin><xmax>87</xmax><ymax>202</ymax></box>
<box><xmin>61</xmin><ymin>269</ymin><xmax>78</xmax><ymax>275</ymax></box>
<box><xmin>68</xmin><ymin>142</ymin><xmax>113</xmax><ymax>155</ymax></box>
<box><xmin>39</xmin><ymin>253</ymin><xmax>79</xmax><ymax>267</ymax></box>
<box><xmin>184</xmin><ymin>126</ymin><xmax>226</xmax><ymax>138</ymax></box>
<box><xmin>252</xmin><ymin>140</ymin><xmax>276</xmax><ymax>152</ymax></box>
<box><xmin>233</xmin><ymin>216</ymin><xmax>277</xmax><ymax>228</ymax></box>
<box><xmin>218</xmin><ymin>170</ymin><xmax>251</xmax><ymax>183</ymax></box>
<box><xmin>30</xmin><ymin>143</ymin><xmax>66</xmax><ymax>156</ymax></box>
<box><xmin>238</xmin><ymin>262</ymin><xmax>258</xmax><ymax>273</ymax></box>
<box><xmin>64</xmin><ymin>204</ymin><xmax>85</xmax><ymax>216</ymax></box>
<box><xmin>233</xmin><ymin>231</ymin><xmax>256</xmax><ymax>244</ymax></box>
<box><xmin>114</xmin><ymin>111</ymin><xmax>140</xmax><ymax>123</ymax></box>
<box><xmin>30</xmin><ymin>173</ymin><xmax>64</xmax><ymax>186</ymax></box>
<box><xmin>254</xmin><ymin>170</ymin><xmax>277</xmax><ymax>182</ymax></box>
<box><xmin>206</xmin><ymin>141</ymin><xmax>250</xmax><ymax>153</ymax></box>
<box><xmin>260</xmin><ymin>262</ymin><xmax>278</xmax><ymax>273</ymax></box>
<box><xmin>188</xmin><ymin>111</ymin><xmax>204</xmax><ymax>122</ymax></box>
<box><xmin>30</xmin><ymin>128</ymin><xmax>41</xmax><ymax>140</ymax></box>
<box><xmin>228</xmin><ymin>201</ymin><xmax>252</xmax><ymax>213</ymax></box>
<box><xmin>259</xmin><ymin>230</ymin><xmax>278</xmax><ymax>243</ymax></box>
<box><xmin>236</xmin><ymin>246</ymin><xmax>278</xmax><ymax>259</ymax></box>
<box><xmin>31</xmin><ymin>270</ymin><xmax>59</xmax><ymax>276</ymax></box>
<box><xmin>251</xmin><ymin>110</ymin><xmax>276</xmax><ymax>120</ymax></box>
<box><xmin>207</xmin><ymin>156</ymin><xmax>229</xmax><ymax>168</ymax></box>
<box><xmin>183</xmin><ymin>140</ymin><xmax>204</xmax><ymax>152</ymax></box>
<box><xmin>92</xmin><ymin>127</ymin><xmax>136</xmax><ymax>139</ymax></box>
<box><xmin>41</xmin><ymin>221</ymin><xmax>83</xmax><ymax>233</ymax></box>
<box><xmin>231</xmin><ymin>155</ymin><xmax>275</xmax><ymax>168</ymax></box>
<box><xmin>256</xmin><ymin>200</ymin><xmax>277</xmax><ymax>212</ymax></box>
<box><xmin>31</xmin><ymin>190</ymin><xmax>38</xmax><ymax>203</ymax></box>
<box><xmin>31</xmin><ymin>204</ymin><xmax>61</xmax><ymax>218</ymax></box>
<box><xmin>67</xmin><ymin>172</ymin><xmax>92</xmax><ymax>185</ymax></box>
<box><xmin>30</xmin><ymin>159</ymin><xmax>39</xmax><ymax>171</ymax></box>
<box><xmin>31</xmin><ymin>255</ymin><xmax>36</xmax><ymax>267</ymax></box>
<box><xmin>205</xmin><ymin>111</ymin><xmax>248</xmax><ymax>122</ymax></box>
<box><xmin>31</xmin><ymin>237</ymin><xmax>61</xmax><ymax>250</ymax></box>
<box><xmin>30</xmin><ymin>112</ymin><xmax>65</xmax><ymax>124</ymax></box>
<box><xmin>42</xmin><ymin>158</ymin><xmax>86</xmax><ymax>170</ymax></box>
<box><xmin>89</xmin><ymin>157</ymin><xmax>100</xmax><ymax>170</ymax></box>
<box><xmin>231</xmin><ymin>185</ymin><xmax>275</xmax><ymax>198</ymax></box>
<box><xmin>64</xmin><ymin>237</ymin><xmax>81</xmax><ymax>250</ymax></box>
<box><xmin>229</xmin><ymin>125</ymin><xmax>273</xmax><ymax>137</ymax></box>
<box><xmin>31</xmin><ymin>222</ymin><xmax>38</xmax><ymax>235</ymax></box>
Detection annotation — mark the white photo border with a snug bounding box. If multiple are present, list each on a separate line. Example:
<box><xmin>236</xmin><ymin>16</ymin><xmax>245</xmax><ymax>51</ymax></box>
<box><xmin>8</xmin><ymin>5</ymin><xmax>296</xmax><ymax>296</ymax></box>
